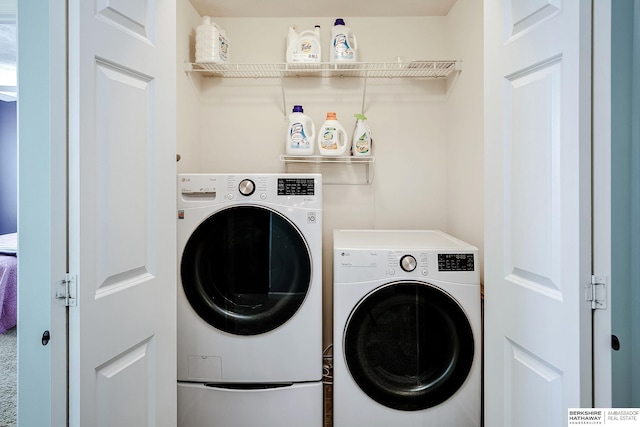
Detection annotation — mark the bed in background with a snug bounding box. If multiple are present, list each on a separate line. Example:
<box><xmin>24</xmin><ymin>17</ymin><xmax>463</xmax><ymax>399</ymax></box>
<box><xmin>0</xmin><ymin>233</ymin><xmax>17</xmax><ymax>333</ymax></box>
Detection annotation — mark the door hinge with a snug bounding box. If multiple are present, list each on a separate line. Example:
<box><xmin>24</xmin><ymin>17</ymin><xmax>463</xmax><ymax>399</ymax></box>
<box><xmin>56</xmin><ymin>273</ymin><xmax>77</xmax><ymax>307</ymax></box>
<box><xmin>586</xmin><ymin>275</ymin><xmax>606</xmax><ymax>310</ymax></box>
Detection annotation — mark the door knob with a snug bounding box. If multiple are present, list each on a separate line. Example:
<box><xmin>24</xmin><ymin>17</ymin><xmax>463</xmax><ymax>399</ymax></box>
<box><xmin>612</xmin><ymin>334</ymin><xmax>620</xmax><ymax>351</ymax></box>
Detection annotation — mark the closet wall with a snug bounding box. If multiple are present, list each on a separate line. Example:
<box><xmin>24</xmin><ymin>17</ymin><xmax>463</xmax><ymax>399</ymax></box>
<box><xmin>176</xmin><ymin>0</ymin><xmax>483</xmax><ymax>346</ymax></box>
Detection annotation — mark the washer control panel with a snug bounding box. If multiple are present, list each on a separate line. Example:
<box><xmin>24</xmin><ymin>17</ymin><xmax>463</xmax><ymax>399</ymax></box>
<box><xmin>177</xmin><ymin>174</ymin><xmax>321</xmax><ymax>209</ymax></box>
<box><xmin>277</xmin><ymin>177</ymin><xmax>316</xmax><ymax>196</ymax></box>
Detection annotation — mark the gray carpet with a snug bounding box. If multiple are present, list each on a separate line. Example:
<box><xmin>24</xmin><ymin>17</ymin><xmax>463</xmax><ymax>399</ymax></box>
<box><xmin>0</xmin><ymin>327</ymin><xmax>16</xmax><ymax>427</ymax></box>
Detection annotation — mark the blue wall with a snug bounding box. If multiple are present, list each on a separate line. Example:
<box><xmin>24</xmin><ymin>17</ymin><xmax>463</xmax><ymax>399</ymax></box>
<box><xmin>611</xmin><ymin>0</ymin><xmax>640</xmax><ymax>407</ymax></box>
<box><xmin>0</xmin><ymin>100</ymin><xmax>17</xmax><ymax>234</ymax></box>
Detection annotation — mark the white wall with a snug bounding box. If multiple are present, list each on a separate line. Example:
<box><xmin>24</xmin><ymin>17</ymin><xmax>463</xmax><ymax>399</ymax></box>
<box><xmin>445</xmin><ymin>0</ymin><xmax>484</xmax><ymax>279</ymax></box>
<box><xmin>177</xmin><ymin>0</ymin><xmax>484</xmax><ymax>347</ymax></box>
<box><xmin>177</xmin><ymin>0</ymin><xmax>204</xmax><ymax>173</ymax></box>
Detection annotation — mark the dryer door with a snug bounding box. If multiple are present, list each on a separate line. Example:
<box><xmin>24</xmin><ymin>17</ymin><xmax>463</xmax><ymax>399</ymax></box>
<box><xmin>181</xmin><ymin>205</ymin><xmax>312</xmax><ymax>335</ymax></box>
<box><xmin>344</xmin><ymin>281</ymin><xmax>474</xmax><ymax>411</ymax></box>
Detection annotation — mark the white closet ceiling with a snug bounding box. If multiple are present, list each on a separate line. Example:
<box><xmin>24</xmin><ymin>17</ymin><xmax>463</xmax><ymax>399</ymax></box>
<box><xmin>188</xmin><ymin>0</ymin><xmax>457</xmax><ymax>17</ymax></box>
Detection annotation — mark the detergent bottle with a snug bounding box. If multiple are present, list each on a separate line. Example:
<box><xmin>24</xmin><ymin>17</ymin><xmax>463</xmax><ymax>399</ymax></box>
<box><xmin>352</xmin><ymin>114</ymin><xmax>372</xmax><ymax>156</ymax></box>
<box><xmin>330</xmin><ymin>19</ymin><xmax>357</xmax><ymax>63</ymax></box>
<box><xmin>286</xmin><ymin>25</ymin><xmax>322</xmax><ymax>63</ymax></box>
<box><xmin>286</xmin><ymin>105</ymin><xmax>316</xmax><ymax>156</ymax></box>
<box><xmin>318</xmin><ymin>112</ymin><xmax>348</xmax><ymax>156</ymax></box>
<box><xmin>195</xmin><ymin>16</ymin><xmax>229</xmax><ymax>63</ymax></box>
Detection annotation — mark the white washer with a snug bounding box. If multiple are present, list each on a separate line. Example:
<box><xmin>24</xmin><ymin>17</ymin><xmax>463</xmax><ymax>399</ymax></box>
<box><xmin>333</xmin><ymin>230</ymin><xmax>481</xmax><ymax>427</ymax></box>
<box><xmin>177</xmin><ymin>174</ymin><xmax>323</xmax><ymax>427</ymax></box>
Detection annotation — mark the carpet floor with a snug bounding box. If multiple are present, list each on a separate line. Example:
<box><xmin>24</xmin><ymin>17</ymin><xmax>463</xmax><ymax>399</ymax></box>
<box><xmin>0</xmin><ymin>327</ymin><xmax>16</xmax><ymax>427</ymax></box>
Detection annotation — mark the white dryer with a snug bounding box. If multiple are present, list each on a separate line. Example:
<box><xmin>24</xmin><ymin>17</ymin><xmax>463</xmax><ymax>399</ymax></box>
<box><xmin>177</xmin><ymin>174</ymin><xmax>323</xmax><ymax>427</ymax></box>
<box><xmin>333</xmin><ymin>230</ymin><xmax>481</xmax><ymax>427</ymax></box>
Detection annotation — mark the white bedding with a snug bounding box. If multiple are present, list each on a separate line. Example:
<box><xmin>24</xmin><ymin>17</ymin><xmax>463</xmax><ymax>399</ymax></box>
<box><xmin>0</xmin><ymin>233</ymin><xmax>17</xmax><ymax>333</ymax></box>
<box><xmin>0</xmin><ymin>233</ymin><xmax>16</xmax><ymax>255</ymax></box>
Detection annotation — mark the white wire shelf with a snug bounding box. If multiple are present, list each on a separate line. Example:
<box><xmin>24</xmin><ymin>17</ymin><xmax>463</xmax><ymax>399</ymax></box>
<box><xmin>280</xmin><ymin>155</ymin><xmax>375</xmax><ymax>185</ymax></box>
<box><xmin>185</xmin><ymin>61</ymin><xmax>461</xmax><ymax>79</ymax></box>
<box><xmin>279</xmin><ymin>155</ymin><xmax>375</xmax><ymax>164</ymax></box>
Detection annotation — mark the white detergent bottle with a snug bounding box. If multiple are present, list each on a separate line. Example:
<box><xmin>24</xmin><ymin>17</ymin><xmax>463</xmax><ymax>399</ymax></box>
<box><xmin>195</xmin><ymin>16</ymin><xmax>229</xmax><ymax>63</ymax></box>
<box><xmin>352</xmin><ymin>113</ymin><xmax>372</xmax><ymax>157</ymax></box>
<box><xmin>330</xmin><ymin>19</ymin><xmax>357</xmax><ymax>63</ymax></box>
<box><xmin>318</xmin><ymin>112</ymin><xmax>348</xmax><ymax>156</ymax></box>
<box><xmin>286</xmin><ymin>26</ymin><xmax>299</xmax><ymax>59</ymax></box>
<box><xmin>286</xmin><ymin>105</ymin><xmax>316</xmax><ymax>156</ymax></box>
<box><xmin>286</xmin><ymin>25</ymin><xmax>322</xmax><ymax>63</ymax></box>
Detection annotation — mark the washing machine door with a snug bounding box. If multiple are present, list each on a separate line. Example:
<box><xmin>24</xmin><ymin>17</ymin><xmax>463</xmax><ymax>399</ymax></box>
<box><xmin>344</xmin><ymin>281</ymin><xmax>474</xmax><ymax>411</ymax></box>
<box><xmin>181</xmin><ymin>205</ymin><xmax>312</xmax><ymax>336</ymax></box>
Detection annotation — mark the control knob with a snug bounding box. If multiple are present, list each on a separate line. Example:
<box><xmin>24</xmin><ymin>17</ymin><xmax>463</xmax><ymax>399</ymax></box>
<box><xmin>400</xmin><ymin>255</ymin><xmax>417</xmax><ymax>272</ymax></box>
<box><xmin>238</xmin><ymin>179</ymin><xmax>255</xmax><ymax>196</ymax></box>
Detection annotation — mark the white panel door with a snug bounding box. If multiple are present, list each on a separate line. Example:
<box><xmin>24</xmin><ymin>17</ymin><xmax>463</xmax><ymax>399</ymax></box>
<box><xmin>67</xmin><ymin>0</ymin><xmax>176</xmax><ymax>425</ymax></box>
<box><xmin>484</xmin><ymin>1</ymin><xmax>593</xmax><ymax>426</ymax></box>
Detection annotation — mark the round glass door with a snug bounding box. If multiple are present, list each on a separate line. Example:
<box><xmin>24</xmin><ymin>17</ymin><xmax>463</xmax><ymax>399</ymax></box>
<box><xmin>344</xmin><ymin>281</ymin><xmax>474</xmax><ymax>411</ymax></box>
<box><xmin>181</xmin><ymin>205</ymin><xmax>312</xmax><ymax>336</ymax></box>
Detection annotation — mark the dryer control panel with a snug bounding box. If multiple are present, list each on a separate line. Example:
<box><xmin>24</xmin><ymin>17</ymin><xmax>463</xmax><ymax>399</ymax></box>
<box><xmin>438</xmin><ymin>253</ymin><xmax>475</xmax><ymax>272</ymax></box>
<box><xmin>334</xmin><ymin>248</ymin><xmax>479</xmax><ymax>285</ymax></box>
<box><xmin>333</xmin><ymin>229</ymin><xmax>480</xmax><ymax>286</ymax></box>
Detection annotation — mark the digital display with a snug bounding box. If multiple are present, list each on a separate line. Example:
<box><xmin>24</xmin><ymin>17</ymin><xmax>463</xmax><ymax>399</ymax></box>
<box><xmin>278</xmin><ymin>178</ymin><xmax>315</xmax><ymax>196</ymax></box>
<box><xmin>438</xmin><ymin>253</ymin><xmax>475</xmax><ymax>272</ymax></box>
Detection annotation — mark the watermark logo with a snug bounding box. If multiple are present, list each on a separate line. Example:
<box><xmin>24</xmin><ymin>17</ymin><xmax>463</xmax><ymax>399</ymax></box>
<box><xmin>568</xmin><ymin>409</ymin><xmax>640</xmax><ymax>425</ymax></box>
